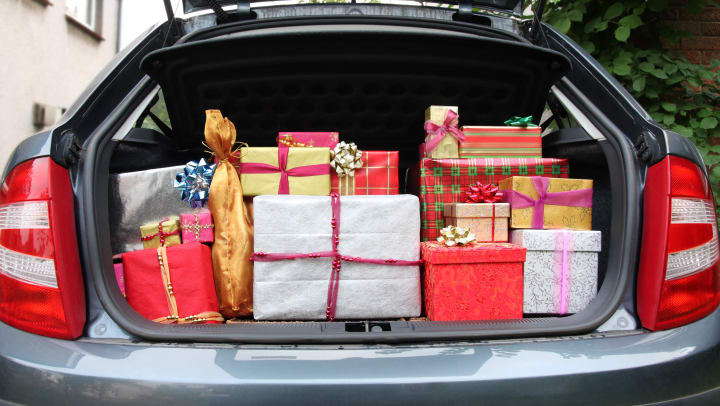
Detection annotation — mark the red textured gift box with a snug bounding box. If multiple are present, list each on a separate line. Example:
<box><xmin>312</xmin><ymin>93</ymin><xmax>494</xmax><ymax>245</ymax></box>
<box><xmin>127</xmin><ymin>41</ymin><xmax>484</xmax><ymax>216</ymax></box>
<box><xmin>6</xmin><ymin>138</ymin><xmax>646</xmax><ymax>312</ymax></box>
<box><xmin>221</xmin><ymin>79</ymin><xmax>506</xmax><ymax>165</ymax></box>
<box><xmin>414</xmin><ymin>157</ymin><xmax>569</xmax><ymax>241</ymax></box>
<box><xmin>123</xmin><ymin>242</ymin><xmax>222</xmax><ymax>324</ymax></box>
<box><xmin>421</xmin><ymin>241</ymin><xmax>526</xmax><ymax>321</ymax></box>
<box><xmin>331</xmin><ymin>150</ymin><xmax>399</xmax><ymax>195</ymax></box>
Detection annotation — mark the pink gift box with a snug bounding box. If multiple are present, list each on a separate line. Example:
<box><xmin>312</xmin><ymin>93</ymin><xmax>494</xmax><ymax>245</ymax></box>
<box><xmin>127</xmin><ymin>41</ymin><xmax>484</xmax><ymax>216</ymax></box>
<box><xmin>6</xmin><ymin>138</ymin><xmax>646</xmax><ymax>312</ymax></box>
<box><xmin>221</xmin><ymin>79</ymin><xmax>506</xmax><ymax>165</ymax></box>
<box><xmin>277</xmin><ymin>132</ymin><xmax>339</xmax><ymax>149</ymax></box>
<box><xmin>114</xmin><ymin>262</ymin><xmax>126</xmax><ymax>297</ymax></box>
<box><xmin>180</xmin><ymin>210</ymin><xmax>214</xmax><ymax>243</ymax></box>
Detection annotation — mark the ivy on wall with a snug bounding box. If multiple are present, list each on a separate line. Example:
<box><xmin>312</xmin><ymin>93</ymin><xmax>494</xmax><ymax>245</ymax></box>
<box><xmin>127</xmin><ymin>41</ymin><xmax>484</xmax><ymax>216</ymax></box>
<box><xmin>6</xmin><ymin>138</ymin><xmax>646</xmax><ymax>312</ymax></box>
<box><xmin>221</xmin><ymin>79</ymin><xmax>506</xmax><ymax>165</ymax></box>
<box><xmin>540</xmin><ymin>0</ymin><xmax>720</xmax><ymax>206</ymax></box>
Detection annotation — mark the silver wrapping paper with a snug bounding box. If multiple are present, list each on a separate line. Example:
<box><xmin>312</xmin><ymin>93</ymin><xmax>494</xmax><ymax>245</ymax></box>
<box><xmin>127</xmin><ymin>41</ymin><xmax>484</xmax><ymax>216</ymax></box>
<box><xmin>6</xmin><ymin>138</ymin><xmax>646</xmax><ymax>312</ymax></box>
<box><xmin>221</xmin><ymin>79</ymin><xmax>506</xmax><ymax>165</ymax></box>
<box><xmin>253</xmin><ymin>194</ymin><xmax>421</xmax><ymax>320</ymax></box>
<box><xmin>511</xmin><ymin>229</ymin><xmax>601</xmax><ymax>314</ymax></box>
<box><xmin>109</xmin><ymin>165</ymin><xmax>192</xmax><ymax>255</ymax></box>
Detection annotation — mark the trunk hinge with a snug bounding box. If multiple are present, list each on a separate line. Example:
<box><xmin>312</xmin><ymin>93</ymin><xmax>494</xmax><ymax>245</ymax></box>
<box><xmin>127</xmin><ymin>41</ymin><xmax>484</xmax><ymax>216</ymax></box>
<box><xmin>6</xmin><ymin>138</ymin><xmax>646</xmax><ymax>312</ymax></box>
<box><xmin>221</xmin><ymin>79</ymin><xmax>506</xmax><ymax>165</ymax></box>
<box><xmin>200</xmin><ymin>0</ymin><xmax>256</xmax><ymax>23</ymax></box>
<box><xmin>56</xmin><ymin>130</ymin><xmax>84</xmax><ymax>167</ymax></box>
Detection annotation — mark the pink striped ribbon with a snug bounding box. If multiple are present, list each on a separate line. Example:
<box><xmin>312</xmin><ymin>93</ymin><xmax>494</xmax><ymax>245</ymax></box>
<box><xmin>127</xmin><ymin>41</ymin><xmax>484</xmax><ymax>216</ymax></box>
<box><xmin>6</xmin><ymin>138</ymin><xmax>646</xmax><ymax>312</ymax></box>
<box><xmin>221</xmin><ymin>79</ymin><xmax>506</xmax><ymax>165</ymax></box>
<box><xmin>553</xmin><ymin>230</ymin><xmax>573</xmax><ymax>314</ymax></box>
<box><xmin>251</xmin><ymin>193</ymin><xmax>422</xmax><ymax>321</ymax></box>
<box><xmin>234</xmin><ymin>144</ymin><xmax>331</xmax><ymax>194</ymax></box>
<box><xmin>501</xmin><ymin>176</ymin><xmax>592</xmax><ymax>229</ymax></box>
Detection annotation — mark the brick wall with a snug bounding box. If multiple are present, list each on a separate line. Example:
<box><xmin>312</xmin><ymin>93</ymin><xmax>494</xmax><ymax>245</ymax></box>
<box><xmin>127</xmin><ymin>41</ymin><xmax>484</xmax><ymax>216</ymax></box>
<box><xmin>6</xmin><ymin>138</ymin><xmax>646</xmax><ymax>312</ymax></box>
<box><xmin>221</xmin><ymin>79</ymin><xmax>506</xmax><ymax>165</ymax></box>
<box><xmin>664</xmin><ymin>5</ymin><xmax>720</xmax><ymax>65</ymax></box>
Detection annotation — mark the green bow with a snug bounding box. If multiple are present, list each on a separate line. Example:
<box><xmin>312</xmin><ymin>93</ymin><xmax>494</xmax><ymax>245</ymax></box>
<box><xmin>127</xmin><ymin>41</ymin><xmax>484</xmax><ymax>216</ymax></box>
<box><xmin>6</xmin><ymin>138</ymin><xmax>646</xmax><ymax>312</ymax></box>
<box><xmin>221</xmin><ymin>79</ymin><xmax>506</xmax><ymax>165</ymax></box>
<box><xmin>504</xmin><ymin>116</ymin><xmax>538</xmax><ymax>127</ymax></box>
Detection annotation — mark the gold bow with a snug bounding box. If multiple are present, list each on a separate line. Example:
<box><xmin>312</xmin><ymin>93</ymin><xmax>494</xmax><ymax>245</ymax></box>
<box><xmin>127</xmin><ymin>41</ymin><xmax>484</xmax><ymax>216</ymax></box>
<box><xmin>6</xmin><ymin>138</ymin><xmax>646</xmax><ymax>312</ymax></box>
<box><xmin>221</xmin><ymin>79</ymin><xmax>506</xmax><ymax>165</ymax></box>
<box><xmin>330</xmin><ymin>141</ymin><xmax>363</xmax><ymax>178</ymax></box>
<box><xmin>437</xmin><ymin>226</ymin><xmax>476</xmax><ymax>247</ymax></box>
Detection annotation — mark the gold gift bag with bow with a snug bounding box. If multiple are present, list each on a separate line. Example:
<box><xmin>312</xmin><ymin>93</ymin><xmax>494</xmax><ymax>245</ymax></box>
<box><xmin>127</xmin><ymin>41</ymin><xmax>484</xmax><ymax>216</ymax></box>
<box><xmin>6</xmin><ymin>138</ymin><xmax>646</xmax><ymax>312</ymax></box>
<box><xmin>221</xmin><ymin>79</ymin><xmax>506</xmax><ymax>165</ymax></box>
<box><xmin>204</xmin><ymin>110</ymin><xmax>254</xmax><ymax>318</ymax></box>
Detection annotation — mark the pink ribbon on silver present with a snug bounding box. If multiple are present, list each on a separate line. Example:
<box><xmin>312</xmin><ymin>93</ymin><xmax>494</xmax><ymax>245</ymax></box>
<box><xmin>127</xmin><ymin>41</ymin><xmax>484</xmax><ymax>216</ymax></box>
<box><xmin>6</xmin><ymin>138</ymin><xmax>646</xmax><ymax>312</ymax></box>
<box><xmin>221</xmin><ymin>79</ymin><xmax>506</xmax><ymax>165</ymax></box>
<box><xmin>423</xmin><ymin>109</ymin><xmax>466</xmax><ymax>155</ymax></box>
<box><xmin>501</xmin><ymin>176</ymin><xmax>593</xmax><ymax>229</ymax></box>
<box><xmin>553</xmin><ymin>230</ymin><xmax>573</xmax><ymax>314</ymax></box>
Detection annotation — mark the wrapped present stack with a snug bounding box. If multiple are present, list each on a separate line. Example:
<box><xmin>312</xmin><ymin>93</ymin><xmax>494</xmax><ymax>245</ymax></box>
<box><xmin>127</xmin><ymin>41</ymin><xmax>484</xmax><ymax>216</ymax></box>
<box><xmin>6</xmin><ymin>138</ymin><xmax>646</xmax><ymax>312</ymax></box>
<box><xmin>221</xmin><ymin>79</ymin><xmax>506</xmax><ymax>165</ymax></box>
<box><xmin>105</xmin><ymin>103</ymin><xmax>603</xmax><ymax>325</ymax></box>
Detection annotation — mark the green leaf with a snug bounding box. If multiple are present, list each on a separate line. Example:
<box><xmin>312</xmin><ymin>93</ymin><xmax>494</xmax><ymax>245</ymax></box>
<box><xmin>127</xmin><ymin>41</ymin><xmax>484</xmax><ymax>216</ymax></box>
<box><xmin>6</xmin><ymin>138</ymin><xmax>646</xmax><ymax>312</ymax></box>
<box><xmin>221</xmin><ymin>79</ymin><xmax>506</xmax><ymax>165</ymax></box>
<box><xmin>698</xmin><ymin>109</ymin><xmax>713</xmax><ymax>118</ymax></box>
<box><xmin>710</xmin><ymin>59</ymin><xmax>720</xmax><ymax>69</ymax></box>
<box><xmin>648</xmin><ymin>0</ymin><xmax>669</xmax><ymax>12</ymax></box>
<box><xmin>580</xmin><ymin>41</ymin><xmax>596</xmax><ymax>54</ymax></box>
<box><xmin>615</xmin><ymin>26</ymin><xmax>631</xmax><ymax>42</ymax></box>
<box><xmin>651</xmin><ymin>69</ymin><xmax>669</xmax><ymax>79</ymax></box>
<box><xmin>595</xmin><ymin>20</ymin><xmax>609</xmax><ymax>32</ymax></box>
<box><xmin>663</xmin><ymin>114</ymin><xmax>676</xmax><ymax>126</ymax></box>
<box><xmin>688</xmin><ymin>77</ymin><xmax>702</xmax><ymax>87</ymax></box>
<box><xmin>662</xmin><ymin>102</ymin><xmax>677</xmax><ymax>112</ymax></box>
<box><xmin>584</xmin><ymin>17</ymin><xmax>601</xmax><ymax>34</ymax></box>
<box><xmin>632</xmin><ymin>76</ymin><xmax>646</xmax><ymax>92</ymax></box>
<box><xmin>646</xmin><ymin>89</ymin><xmax>660</xmax><ymax>98</ymax></box>
<box><xmin>638</xmin><ymin>62</ymin><xmax>655</xmax><ymax>73</ymax></box>
<box><xmin>613</xmin><ymin>64</ymin><xmax>631</xmax><ymax>76</ymax></box>
<box><xmin>686</xmin><ymin>0</ymin><xmax>705</xmax><ymax>13</ymax></box>
<box><xmin>633</xmin><ymin>4</ymin><xmax>646</xmax><ymax>15</ymax></box>
<box><xmin>604</xmin><ymin>2</ymin><xmax>625</xmax><ymax>20</ymax></box>
<box><xmin>699</xmin><ymin>69</ymin><xmax>715</xmax><ymax>80</ymax></box>
<box><xmin>550</xmin><ymin>15</ymin><xmax>572</xmax><ymax>34</ymax></box>
<box><xmin>613</xmin><ymin>54</ymin><xmax>633</xmax><ymax>66</ymax></box>
<box><xmin>701</xmin><ymin>117</ymin><xmax>719</xmax><ymax>129</ymax></box>
<box><xmin>673</xmin><ymin>125</ymin><xmax>693</xmax><ymax>137</ymax></box>
<box><xmin>568</xmin><ymin>9</ymin><xmax>584</xmax><ymax>22</ymax></box>
<box><xmin>619</xmin><ymin>14</ymin><xmax>643</xmax><ymax>29</ymax></box>
<box><xmin>663</xmin><ymin>63</ymin><xmax>678</xmax><ymax>74</ymax></box>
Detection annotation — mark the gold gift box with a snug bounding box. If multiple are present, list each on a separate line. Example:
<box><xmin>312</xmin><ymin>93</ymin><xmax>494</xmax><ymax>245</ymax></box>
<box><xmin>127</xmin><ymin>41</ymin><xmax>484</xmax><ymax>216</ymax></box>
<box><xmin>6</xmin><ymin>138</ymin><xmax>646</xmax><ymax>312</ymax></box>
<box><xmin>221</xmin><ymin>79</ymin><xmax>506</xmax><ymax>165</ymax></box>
<box><xmin>139</xmin><ymin>216</ymin><xmax>182</xmax><ymax>249</ymax></box>
<box><xmin>234</xmin><ymin>147</ymin><xmax>331</xmax><ymax>196</ymax></box>
<box><xmin>424</xmin><ymin>105</ymin><xmax>460</xmax><ymax>159</ymax></box>
<box><xmin>498</xmin><ymin>176</ymin><xmax>593</xmax><ymax>230</ymax></box>
<box><xmin>444</xmin><ymin>203</ymin><xmax>510</xmax><ymax>242</ymax></box>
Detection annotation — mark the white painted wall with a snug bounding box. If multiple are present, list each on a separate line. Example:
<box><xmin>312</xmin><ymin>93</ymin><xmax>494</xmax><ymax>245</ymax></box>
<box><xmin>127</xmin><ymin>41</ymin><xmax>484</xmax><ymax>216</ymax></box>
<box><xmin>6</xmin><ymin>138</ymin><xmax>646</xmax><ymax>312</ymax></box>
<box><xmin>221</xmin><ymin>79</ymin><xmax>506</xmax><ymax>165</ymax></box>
<box><xmin>0</xmin><ymin>0</ymin><xmax>120</xmax><ymax>169</ymax></box>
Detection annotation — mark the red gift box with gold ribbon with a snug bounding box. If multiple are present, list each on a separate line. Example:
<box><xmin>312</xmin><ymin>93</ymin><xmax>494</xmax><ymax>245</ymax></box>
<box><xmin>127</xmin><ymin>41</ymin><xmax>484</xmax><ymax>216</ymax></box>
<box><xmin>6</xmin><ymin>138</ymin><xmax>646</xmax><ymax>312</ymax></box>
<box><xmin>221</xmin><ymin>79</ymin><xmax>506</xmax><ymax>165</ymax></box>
<box><xmin>123</xmin><ymin>242</ymin><xmax>223</xmax><ymax>324</ymax></box>
<box><xmin>331</xmin><ymin>150</ymin><xmax>399</xmax><ymax>195</ymax></box>
<box><xmin>421</xmin><ymin>241</ymin><xmax>526</xmax><ymax>321</ymax></box>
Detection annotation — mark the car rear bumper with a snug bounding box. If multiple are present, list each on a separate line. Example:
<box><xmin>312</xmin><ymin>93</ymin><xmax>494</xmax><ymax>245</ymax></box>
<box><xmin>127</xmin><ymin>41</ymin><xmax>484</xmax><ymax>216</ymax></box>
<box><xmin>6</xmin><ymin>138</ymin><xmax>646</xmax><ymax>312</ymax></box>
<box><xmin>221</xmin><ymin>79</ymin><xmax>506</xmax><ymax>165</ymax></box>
<box><xmin>2</xmin><ymin>309</ymin><xmax>720</xmax><ymax>406</ymax></box>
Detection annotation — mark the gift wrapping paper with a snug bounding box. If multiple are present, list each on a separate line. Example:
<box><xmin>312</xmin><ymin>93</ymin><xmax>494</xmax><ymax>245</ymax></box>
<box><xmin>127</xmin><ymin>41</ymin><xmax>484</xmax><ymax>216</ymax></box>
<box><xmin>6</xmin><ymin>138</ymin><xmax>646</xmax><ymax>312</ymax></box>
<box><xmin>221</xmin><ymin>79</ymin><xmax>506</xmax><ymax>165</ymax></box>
<box><xmin>421</xmin><ymin>241</ymin><xmax>526</xmax><ymax>321</ymax></box>
<box><xmin>123</xmin><ymin>242</ymin><xmax>222</xmax><ymax>324</ymax></box>
<box><xmin>253</xmin><ymin>194</ymin><xmax>421</xmax><ymax>320</ymax></box>
<box><xmin>499</xmin><ymin>176</ymin><xmax>593</xmax><ymax>230</ymax></box>
<box><xmin>180</xmin><ymin>209</ymin><xmax>214</xmax><ymax>244</ymax></box>
<box><xmin>423</xmin><ymin>106</ymin><xmax>460</xmax><ymax>159</ymax></box>
<box><xmin>139</xmin><ymin>216</ymin><xmax>182</xmax><ymax>249</ymax></box>
<box><xmin>278</xmin><ymin>132</ymin><xmax>339</xmax><ymax>148</ymax></box>
<box><xmin>229</xmin><ymin>146</ymin><xmax>331</xmax><ymax>196</ymax></box>
<box><xmin>109</xmin><ymin>165</ymin><xmax>190</xmax><ymax>254</ymax></box>
<box><xmin>415</xmin><ymin>158</ymin><xmax>569</xmax><ymax>241</ymax></box>
<box><xmin>511</xmin><ymin>229</ymin><xmax>601</xmax><ymax>314</ymax></box>
<box><xmin>459</xmin><ymin>126</ymin><xmax>542</xmax><ymax>158</ymax></box>
<box><xmin>443</xmin><ymin>203</ymin><xmax>510</xmax><ymax>242</ymax></box>
<box><xmin>331</xmin><ymin>151</ymin><xmax>399</xmax><ymax>195</ymax></box>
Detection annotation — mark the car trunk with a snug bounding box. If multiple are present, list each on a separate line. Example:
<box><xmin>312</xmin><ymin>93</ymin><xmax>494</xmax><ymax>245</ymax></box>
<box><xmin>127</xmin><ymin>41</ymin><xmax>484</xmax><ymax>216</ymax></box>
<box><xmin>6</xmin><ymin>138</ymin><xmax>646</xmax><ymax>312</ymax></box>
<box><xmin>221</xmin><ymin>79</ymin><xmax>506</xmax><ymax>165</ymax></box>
<box><xmin>90</xmin><ymin>20</ymin><xmax>636</xmax><ymax>343</ymax></box>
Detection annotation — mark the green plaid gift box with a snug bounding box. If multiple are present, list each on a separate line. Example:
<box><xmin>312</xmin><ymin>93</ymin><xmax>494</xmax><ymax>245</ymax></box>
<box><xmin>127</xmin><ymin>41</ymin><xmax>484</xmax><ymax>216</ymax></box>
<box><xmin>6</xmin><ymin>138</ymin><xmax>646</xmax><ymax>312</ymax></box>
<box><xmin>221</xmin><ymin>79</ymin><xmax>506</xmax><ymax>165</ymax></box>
<box><xmin>417</xmin><ymin>157</ymin><xmax>569</xmax><ymax>241</ymax></box>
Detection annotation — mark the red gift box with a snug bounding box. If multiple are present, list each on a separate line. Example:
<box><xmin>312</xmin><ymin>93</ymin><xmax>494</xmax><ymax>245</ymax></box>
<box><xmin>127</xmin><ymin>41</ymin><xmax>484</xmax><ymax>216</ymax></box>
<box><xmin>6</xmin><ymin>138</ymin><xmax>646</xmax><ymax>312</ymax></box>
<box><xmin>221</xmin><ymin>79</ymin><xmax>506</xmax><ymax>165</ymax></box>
<box><xmin>123</xmin><ymin>242</ymin><xmax>223</xmax><ymax>324</ymax></box>
<box><xmin>414</xmin><ymin>157</ymin><xmax>569</xmax><ymax>241</ymax></box>
<box><xmin>421</xmin><ymin>241</ymin><xmax>526</xmax><ymax>321</ymax></box>
<box><xmin>331</xmin><ymin>150</ymin><xmax>399</xmax><ymax>195</ymax></box>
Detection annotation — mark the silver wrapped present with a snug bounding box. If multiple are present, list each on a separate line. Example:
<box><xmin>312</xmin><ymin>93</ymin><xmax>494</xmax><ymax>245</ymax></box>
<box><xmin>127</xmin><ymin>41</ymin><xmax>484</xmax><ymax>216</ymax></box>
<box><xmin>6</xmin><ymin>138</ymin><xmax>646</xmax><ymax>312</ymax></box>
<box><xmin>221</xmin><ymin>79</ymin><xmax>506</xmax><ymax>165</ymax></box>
<box><xmin>109</xmin><ymin>165</ymin><xmax>191</xmax><ymax>255</ymax></box>
<box><xmin>253</xmin><ymin>194</ymin><xmax>422</xmax><ymax>320</ymax></box>
<box><xmin>510</xmin><ymin>229</ymin><xmax>601</xmax><ymax>315</ymax></box>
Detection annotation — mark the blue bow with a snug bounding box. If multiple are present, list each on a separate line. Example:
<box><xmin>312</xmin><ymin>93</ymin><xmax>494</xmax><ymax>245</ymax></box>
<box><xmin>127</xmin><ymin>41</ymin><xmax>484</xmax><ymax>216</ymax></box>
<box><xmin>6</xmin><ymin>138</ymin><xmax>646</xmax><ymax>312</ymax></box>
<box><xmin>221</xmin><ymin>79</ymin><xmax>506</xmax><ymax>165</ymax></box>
<box><xmin>174</xmin><ymin>158</ymin><xmax>216</xmax><ymax>208</ymax></box>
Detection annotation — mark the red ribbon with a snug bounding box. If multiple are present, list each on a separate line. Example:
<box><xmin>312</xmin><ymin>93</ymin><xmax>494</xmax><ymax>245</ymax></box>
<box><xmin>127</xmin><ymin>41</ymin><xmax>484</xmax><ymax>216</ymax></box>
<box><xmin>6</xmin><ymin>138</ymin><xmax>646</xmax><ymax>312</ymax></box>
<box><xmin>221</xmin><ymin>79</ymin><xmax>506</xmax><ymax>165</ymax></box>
<box><xmin>251</xmin><ymin>193</ymin><xmax>422</xmax><ymax>321</ymax></box>
<box><xmin>423</xmin><ymin>110</ymin><xmax>466</xmax><ymax>155</ymax></box>
<box><xmin>140</xmin><ymin>218</ymin><xmax>179</xmax><ymax>246</ymax></box>
<box><xmin>465</xmin><ymin>182</ymin><xmax>503</xmax><ymax>203</ymax></box>
<box><xmin>234</xmin><ymin>145</ymin><xmax>331</xmax><ymax>194</ymax></box>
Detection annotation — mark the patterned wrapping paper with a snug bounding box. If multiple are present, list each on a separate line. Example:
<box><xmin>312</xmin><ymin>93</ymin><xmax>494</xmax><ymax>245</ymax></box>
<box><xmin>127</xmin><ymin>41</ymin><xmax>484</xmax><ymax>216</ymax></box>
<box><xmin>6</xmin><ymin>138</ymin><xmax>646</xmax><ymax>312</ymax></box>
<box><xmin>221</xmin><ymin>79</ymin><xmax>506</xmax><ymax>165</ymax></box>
<box><xmin>278</xmin><ymin>132</ymin><xmax>339</xmax><ymax>148</ymax></box>
<box><xmin>415</xmin><ymin>158</ymin><xmax>570</xmax><ymax>241</ymax></box>
<box><xmin>253</xmin><ymin>194</ymin><xmax>421</xmax><ymax>320</ymax></box>
<box><xmin>139</xmin><ymin>217</ymin><xmax>182</xmax><ymax>249</ymax></box>
<box><xmin>423</xmin><ymin>106</ymin><xmax>460</xmax><ymax>159</ymax></box>
<box><xmin>228</xmin><ymin>146</ymin><xmax>331</xmax><ymax>196</ymax></box>
<box><xmin>511</xmin><ymin>229</ymin><xmax>601</xmax><ymax>314</ymax></box>
<box><xmin>179</xmin><ymin>209</ymin><xmax>214</xmax><ymax>244</ymax></box>
<box><xmin>459</xmin><ymin>126</ymin><xmax>542</xmax><ymax>158</ymax></box>
<box><xmin>123</xmin><ymin>242</ymin><xmax>223</xmax><ymax>324</ymax></box>
<box><xmin>444</xmin><ymin>203</ymin><xmax>510</xmax><ymax>242</ymax></box>
<box><xmin>331</xmin><ymin>151</ymin><xmax>400</xmax><ymax>195</ymax></box>
<box><xmin>421</xmin><ymin>241</ymin><xmax>526</xmax><ymax>321</ymax></box>
<box><xmin>499</xmin><ymin>176</ymin><xmax>593</xmax><ymax>230</ymax></box>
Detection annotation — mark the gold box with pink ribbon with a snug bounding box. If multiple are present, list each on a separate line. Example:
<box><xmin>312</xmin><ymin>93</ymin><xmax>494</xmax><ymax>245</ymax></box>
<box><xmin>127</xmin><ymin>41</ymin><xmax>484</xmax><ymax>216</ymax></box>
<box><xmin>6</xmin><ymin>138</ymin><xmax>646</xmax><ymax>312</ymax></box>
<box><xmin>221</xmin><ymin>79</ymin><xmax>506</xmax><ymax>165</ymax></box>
<box><xmin>499</xmin><ymin>176</ymin><xmax>593</xmax><ymax>230</ymax></box>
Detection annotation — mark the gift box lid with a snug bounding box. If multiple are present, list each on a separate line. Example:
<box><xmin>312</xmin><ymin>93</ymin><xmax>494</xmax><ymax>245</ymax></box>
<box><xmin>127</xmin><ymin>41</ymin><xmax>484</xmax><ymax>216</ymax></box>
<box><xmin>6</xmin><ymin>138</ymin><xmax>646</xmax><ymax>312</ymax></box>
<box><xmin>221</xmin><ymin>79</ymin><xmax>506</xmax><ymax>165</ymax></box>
<box><xmin>421</xmin><ymin>241</ymin><xmax>526</xmax><ymax>264</ymax></box>
<box><xmin>444</xmin><ymin>202</ymin><xmax>510</xmax><ymax>218</ymax></box>
<box><xmin>510</xmin><ymin>229</ymin><xmax>601</xmax><ymax>252</ymax></box>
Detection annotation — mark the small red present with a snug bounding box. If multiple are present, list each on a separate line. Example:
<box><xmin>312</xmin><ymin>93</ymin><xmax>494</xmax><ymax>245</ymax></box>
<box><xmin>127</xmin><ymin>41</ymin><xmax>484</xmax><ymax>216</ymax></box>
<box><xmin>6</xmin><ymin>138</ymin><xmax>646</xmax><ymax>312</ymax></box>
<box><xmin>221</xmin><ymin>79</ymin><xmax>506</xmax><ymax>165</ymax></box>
<box><xmin>331</xmin><ymin>150</ymin><xmax>399</xmax><ymax>195</ymax></box>
<box><xmin>123</xmin><ymin>242</ymin><xmax>223</xmax><ymax>324</ymax></box>
<box><xmin>180</xmin><ymin>209</ymin><xmax>214</xmax><ymax>244</ymax></box>
<box><xmin>277</xmin><ymin>132</ymin><xmax>339</xmax><ymax>149</ymax></box>
<box><xmin>421</xmin><ymin>241</ymin><xmax>526</xmax><ymax>321</ymax></box>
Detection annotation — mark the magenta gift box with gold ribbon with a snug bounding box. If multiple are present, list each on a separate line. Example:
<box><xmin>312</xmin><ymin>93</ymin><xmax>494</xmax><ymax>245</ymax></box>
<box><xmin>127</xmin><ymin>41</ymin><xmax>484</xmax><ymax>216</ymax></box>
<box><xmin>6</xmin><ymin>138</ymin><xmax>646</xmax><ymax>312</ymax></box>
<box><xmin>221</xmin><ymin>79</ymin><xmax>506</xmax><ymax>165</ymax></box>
<box><xmin>180</xmin><ymin>209</ymin><xmax>214</xmax><ymax>244</ymax></box>
<box><xmin>511</xmin><ymin>229</ymin><xmax>601</xmax><ymax>315</ymax></box>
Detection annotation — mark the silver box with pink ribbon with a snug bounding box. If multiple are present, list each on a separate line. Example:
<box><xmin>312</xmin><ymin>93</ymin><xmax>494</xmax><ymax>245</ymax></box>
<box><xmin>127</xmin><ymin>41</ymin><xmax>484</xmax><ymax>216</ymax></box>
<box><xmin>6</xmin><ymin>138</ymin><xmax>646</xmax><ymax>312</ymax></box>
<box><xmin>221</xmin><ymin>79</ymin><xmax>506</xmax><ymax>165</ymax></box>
<box><xmin>510</xmin><ymin>229</ymin><xmax>601</xmax><ymax>315</ymax></box>
<box><xmin>252</xmin><ymin>194</ymin><xmax>422</xmax><ymax>321</ymax></box>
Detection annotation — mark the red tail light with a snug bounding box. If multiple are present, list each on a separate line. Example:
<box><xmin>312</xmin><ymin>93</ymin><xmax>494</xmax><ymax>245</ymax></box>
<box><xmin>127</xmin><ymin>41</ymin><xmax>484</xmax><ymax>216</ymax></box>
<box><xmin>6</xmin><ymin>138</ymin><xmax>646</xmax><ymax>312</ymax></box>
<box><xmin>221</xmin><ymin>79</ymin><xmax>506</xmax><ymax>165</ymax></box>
<box><xmin>638</xmin><ymin>155</ymin><xmax>720</xmax><ymax>331</ymax></box>
<box><xmin>0</xmin><ymin>157</ymin><xmax>85</xmax><ymax>339</ymax></box>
